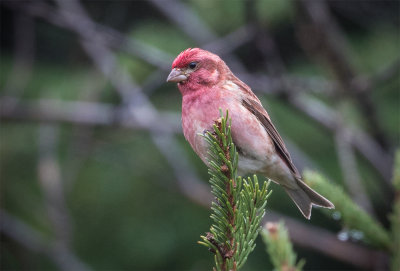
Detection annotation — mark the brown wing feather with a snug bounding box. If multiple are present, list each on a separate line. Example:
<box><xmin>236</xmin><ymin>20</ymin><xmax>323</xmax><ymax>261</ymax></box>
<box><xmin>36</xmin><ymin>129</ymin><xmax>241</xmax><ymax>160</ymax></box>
<box><xmin>241</xmin><ymin>98</ymin><xmax>301</xmax><ymax>179</ymax></box>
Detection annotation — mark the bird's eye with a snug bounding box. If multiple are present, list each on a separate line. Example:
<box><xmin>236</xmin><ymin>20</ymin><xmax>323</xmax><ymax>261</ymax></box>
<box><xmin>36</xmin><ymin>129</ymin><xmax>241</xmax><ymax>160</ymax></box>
<box><xmin>188</xmin><ymin>62</ymin><xmax>197</xmax><ymax>69</ymax></box>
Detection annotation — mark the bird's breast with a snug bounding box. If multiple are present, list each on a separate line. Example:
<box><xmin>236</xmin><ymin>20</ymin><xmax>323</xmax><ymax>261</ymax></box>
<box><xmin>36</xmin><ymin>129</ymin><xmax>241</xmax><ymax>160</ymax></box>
<box><xmin>181</xmin><ymin>88</ymin><xmax>276</xmax><ymax>174</ymax></box>
<box><xmin>182</xmin><ymin>90</ymin><xmax>222</xmax><ymax>162</ymax></box>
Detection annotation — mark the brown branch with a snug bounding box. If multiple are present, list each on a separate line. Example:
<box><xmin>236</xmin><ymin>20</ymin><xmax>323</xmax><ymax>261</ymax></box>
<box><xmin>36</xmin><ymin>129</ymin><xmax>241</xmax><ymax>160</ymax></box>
<box><xmin>295</xmin><ymin>0</ymin><xmax>391</xmax><ymax>150</ymax></box>
<box><xmin>215</xmin><ymin>118</ymin><xmax>237</xmax><ymax>270</ymax></box>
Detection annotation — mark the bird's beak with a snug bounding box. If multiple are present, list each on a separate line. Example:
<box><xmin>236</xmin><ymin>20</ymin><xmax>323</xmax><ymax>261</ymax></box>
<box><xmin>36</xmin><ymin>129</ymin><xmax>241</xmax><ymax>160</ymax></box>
<box><xmin>167</xmin><ymin>68</ymin><xmax>187</xmax><ymax>83</ymax></box>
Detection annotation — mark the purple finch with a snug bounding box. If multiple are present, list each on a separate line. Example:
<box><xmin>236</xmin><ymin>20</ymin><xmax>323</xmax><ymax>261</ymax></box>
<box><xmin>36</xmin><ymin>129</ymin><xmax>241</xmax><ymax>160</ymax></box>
<box><xmin>167</xmin><ymin>48</ymin><xmax>334</xmax><ymax>219</ymax></box>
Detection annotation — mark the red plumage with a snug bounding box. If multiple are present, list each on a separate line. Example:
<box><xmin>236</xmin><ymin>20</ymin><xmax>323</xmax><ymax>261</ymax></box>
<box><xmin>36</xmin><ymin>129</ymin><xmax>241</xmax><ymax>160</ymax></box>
<box><xmin>172</xmin><ymin>48</ymin><xmax>202</xmax><ymax>68</ymax></box>
<box><xmin>167</xmin><ymin>48</ymin><xmax>334</xmax><ymax>219</ymax></box>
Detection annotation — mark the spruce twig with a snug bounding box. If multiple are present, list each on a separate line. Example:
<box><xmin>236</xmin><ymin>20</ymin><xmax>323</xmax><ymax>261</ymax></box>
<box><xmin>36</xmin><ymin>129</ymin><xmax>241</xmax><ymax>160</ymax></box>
<box><xmin>198</xmin><ymin>110</ymin><xmax>270</xmax><ymax>271</ymax></box>
<box><xmin>303</xmin><ymin>170</ymin><xmax>391</xmax><ymax>250</ymax></box>
<box><xmin>261</xmin><ymin>222</ymin><xmax>305</xmax><ymax>271</ymax></box>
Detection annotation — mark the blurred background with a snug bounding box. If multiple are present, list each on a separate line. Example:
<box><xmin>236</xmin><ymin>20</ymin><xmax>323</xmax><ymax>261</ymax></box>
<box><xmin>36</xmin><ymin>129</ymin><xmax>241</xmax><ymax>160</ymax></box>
<box><xmin>0</xmin><ymin>0</ymin><xmax>399</xmax><ymax>270</ymax></box>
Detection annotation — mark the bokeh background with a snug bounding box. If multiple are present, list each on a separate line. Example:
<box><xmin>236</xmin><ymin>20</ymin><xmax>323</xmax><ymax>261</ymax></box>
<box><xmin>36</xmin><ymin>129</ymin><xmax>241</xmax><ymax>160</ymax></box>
<box><xmin>1</xmin><ymin>0</ymin><xmax>399</xmax><ymax>270</ymax></box>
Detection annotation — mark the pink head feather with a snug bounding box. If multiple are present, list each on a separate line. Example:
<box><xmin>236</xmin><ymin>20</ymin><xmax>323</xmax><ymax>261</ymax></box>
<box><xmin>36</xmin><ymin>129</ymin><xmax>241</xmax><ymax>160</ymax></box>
<box><xmin>171</xmin><ymin>48</ymin><xmax>221</xmax><ymax>69</ymax></box>
<box><xmin>170</xmin><ymin>48</ymin><xmax>228</xmax><ymax>93</ymax></box>
<box><xmin>172</xmin><ymin>48</ymin><xmax>198</xmax><ymax>68</ymax></box>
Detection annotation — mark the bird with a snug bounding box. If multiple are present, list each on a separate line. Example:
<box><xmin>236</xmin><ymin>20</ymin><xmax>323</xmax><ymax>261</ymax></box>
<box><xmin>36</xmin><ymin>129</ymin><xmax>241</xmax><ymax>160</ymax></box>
<box><xmin>167</xmin><ymin>48</ymin><xmax>334</xmax><ymax>219</ymax></box>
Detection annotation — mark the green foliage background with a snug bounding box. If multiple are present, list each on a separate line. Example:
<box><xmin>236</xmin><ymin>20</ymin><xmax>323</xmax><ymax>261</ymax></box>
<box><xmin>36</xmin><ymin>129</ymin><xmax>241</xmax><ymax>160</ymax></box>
<box><xmin>1</xmin><ymin>0</ymin><xmax>399</xmax><ymax>270</ymax></box>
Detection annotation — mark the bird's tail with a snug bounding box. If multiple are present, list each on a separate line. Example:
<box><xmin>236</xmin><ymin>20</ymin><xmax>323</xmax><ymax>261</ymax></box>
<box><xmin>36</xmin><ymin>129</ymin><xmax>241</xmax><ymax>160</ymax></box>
<box><xmin>285</xmin><ymin>178</ymin><xmax>334</xmax><ymax>219</ymax></box>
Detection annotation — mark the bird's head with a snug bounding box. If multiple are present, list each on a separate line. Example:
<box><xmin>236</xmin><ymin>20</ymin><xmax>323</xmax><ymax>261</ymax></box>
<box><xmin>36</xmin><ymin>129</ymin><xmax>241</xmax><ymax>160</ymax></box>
<box><xmin>167</xmin><ymin>48</ymin><xmax>228</xmax><ymax>94</ymax></box>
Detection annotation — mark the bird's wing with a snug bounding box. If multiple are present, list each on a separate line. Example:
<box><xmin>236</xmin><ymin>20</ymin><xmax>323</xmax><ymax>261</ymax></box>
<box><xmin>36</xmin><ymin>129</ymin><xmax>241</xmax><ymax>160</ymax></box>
<box><xmin>241</xmin><ymin>98</ymin><xmax>302</xmax><ymax>179</ymax></box>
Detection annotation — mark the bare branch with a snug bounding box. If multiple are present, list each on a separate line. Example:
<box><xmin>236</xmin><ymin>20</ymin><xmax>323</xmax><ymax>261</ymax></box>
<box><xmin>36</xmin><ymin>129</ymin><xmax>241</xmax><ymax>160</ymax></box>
<box><xmin>203</xmin><ymin>24</ymin><xmax>256</xmax><ymax>55</ymax></box>
<box><xmin>335</xmin><ymin>125</ymin><xmax>374</xmax><ymax>214</ymax></box>
<box><xmin>148</xmin><ymin>0</ymin><xmax>216</xmax><ymax>44</ymax></box>
<box><xmin>148</xmin><ymin>0</ymin><xmax>247</xmax><ymax>73</ymax></box>
<box><xmin>285</xmin><ymin>93</ymin><xmax>393</xmax><ymax>183</ymax></box>
<box><xmin>5</xmin><ymin>1</ymin><xmax>172</xmax><ymax>69</ymax></box>
<box><xmin>34</xmin><ymin>2</ymin><xmax>384</xmax><ymax>266</ymax></box>
<box><xmin>1</xmin><ymin>2</ymin><xmax>393</xmax><ymax>269</ymax></box>
<box><xmin>292</xmin><ymin>91</ymin><xmax>391</xmax><ymax>191</ymax></box>
<box><xmin>240</xmin><ymin>3</ymin><xmax>392</xmax><ymax>187</ymax></box>
<box><xmin>5</xmin><ymin>0</ymin><xmax>393</xmax><ymax>181</ymax></box>
<box><xmin>6</xmin><ymin>1</ymin><xmax>337</xmax><ymax>98</ymax></box>
<box><xmin>295</xmin><ymin>0</ymin><xmax>391</xmax><ymax>150</ymax></box>
<box><xmin>50</xmin><ymin>0</ymin><xmax>222</xmax><ymax>209</ymax></box>
<box><xmin>0</xmin><ymin>97</ymin><xmax>181</xmax><ymax>134</ymax></box>
<box><xmin>0</xmin><ymin>210</ymin><xmax>91</xmax><ymax>271</ymax></box>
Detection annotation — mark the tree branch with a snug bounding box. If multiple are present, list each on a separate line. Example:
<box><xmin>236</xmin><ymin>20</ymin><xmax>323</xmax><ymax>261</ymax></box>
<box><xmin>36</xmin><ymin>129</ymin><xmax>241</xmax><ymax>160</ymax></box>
<box><xmin>0</xmin><ymin>97</ymin><xmax>181</xmax><ymax>134</ymax></box>
<box><xmin>335</xmin><ymin>124</ymin><xmax>374</xmax><ymax>214</ymax></box>
<box><xmin>0</xmin><ymin>210</ymin><xmax>91</xmax><ymax>271</ymax></box>
<box><xmin>283</xmin><ymin>93</ymin><xmax>393</xmax><ymax>183</ymax></box>
<box><xmin>1</xmin><ymin>2</ymin><xmax>394</xmax><ymax>269</ymax></box>
<box><xmin>295</xmin><ymin>0</ymin><xmax>391</xmax><ymax>150</ymax></box>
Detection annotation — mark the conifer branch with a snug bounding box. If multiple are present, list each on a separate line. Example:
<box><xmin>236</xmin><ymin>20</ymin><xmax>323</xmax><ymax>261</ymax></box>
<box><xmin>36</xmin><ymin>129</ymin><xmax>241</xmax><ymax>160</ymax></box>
<box><xmin>198</xmin><ymin>110</ymin><xmax>270</xmax><ymax>271</ymax></box>
<box><xmin>261</xmin><ymin>222</ymin><xmax>305</xmax><ymax>271</ymax></box>
<box><xmin>303</xmin><ymin>170</ymin><xmax>391</xmax><ymax>250</ymax></box>
<box><xmin>390</xmin><ymin>150</ymin><xmax>400</xmax><ymax>271</ymax></box>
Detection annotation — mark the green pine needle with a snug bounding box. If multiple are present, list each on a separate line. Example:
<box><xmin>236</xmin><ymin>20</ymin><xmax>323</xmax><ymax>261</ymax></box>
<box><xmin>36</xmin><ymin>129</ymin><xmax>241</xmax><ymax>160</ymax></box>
<box><xmin>261</xmin><ymin>221</ymin><xmax>305</xmax><ymax>271</ymax></box>
<box><xmin>303</xmin><ymin>170</ymin><xmax>391</xmax><ymax>250</ymax></box>
<box><xmin>199</xmin><ymin>110</ymin><xmax>270</xmax><ymax>271</ymax></box>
